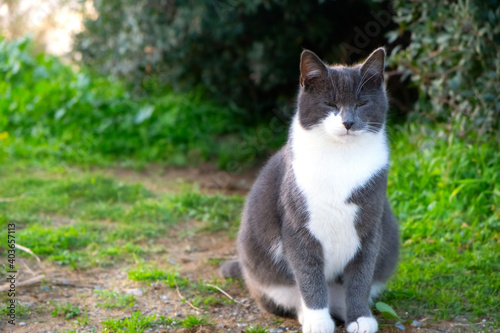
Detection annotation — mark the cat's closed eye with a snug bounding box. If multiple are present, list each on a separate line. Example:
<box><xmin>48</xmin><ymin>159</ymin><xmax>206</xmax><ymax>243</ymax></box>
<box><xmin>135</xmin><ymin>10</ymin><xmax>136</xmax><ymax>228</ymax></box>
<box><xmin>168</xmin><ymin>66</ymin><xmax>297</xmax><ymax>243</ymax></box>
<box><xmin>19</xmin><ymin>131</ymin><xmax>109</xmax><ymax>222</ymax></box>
<box><xmin>356</xmin><ymin>101</ymin><xmax>367</xmax><ymax>107</ymax></box>
<box><xmin>327</xmin><ymin>103</ymin><xmax>339</xmax><ymax>109</ymax></box>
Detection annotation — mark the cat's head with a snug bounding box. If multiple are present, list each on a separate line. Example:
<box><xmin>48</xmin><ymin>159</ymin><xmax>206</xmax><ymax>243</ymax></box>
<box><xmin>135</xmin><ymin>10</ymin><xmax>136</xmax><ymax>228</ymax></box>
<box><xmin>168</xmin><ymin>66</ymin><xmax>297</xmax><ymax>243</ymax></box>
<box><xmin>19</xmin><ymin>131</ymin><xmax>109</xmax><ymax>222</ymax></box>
<box><xmin>297</xmin><ymin>48</ymin><xmax>388</xmax><ymax>143</ymax></box>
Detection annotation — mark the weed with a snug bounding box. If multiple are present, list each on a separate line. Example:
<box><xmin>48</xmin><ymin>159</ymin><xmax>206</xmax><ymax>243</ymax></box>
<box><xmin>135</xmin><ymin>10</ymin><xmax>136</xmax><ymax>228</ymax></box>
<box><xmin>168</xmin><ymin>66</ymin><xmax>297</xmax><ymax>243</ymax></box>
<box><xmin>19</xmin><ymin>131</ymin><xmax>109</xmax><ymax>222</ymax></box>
<box><xmin>51</xmin><ymin>302</ymin><xmax>81</xmax><ymax>319</ymax></box>
<box><xmin>180</xmin><ymin>314</ymin><xmax>211</xmax><ymax>328</ymax></box>
<box><xmin>191</xmin><ymin>295</ymin><xmax>227</xmax><ymax>308</ymax></box>
<box><xmin>101</xmin><ymin>311</ymin><xmax>157</xmax><ymax>332</ymax></box>
<box><xmin>76</xmin><ymin>302</ymin><xmax>90</xmax><ymax>326</ymax></box>
<box><xmin>95</xmin><ymin>290</ymin><xmax>136</xmax><ymax>309</ymax></box>
<box><xmin>127</xmin><ymin>264</ymin><xmax>189</xmax><ymax>288</ymax></box>
<box><xmin>156</xmin><ymin>315</ymin><xmax>175</xmax><ymax>325</ymax></box>
<box><xmin>207</xmin><ymin>257</ymin><xmax>228</xmax><ymax>266</ymax></box>
<box><xmin>0</xmin><ymin>301</ymin><xmax>31</xmax><ymax>319</ymax></box>
<box><xmin>246</xmin><ymin>325</ymin><xmax>269</xmax><ymax>333</ymax></box>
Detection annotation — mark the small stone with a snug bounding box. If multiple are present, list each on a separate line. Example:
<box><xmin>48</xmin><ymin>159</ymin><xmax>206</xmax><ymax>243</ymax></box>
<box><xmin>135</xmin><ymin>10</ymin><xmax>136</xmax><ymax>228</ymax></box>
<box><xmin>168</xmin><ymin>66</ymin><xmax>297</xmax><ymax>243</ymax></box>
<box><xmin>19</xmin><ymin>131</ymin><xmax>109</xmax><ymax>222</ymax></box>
<box><xmin>237</xmin><ymin>323</ymin><xmax>247</xmax><ymax>327</ymax></box>
<box><xmin>175</xmin><ymin>313</ymin><xmax>184</xmax><ymax>318</ymax></box>
<box><xmin>411</xmin><ymin>320</ymin><xmax>422</xmax><ymax>327</ymax></box>
<box><xmin>40</xmin><ymin>285</ymin><xmax>50</xmax><ymax>291</ymax></box>
<box><xmin>395</xmin><ymin>321</ymin><xmax>405</xmax><ymax>330</ymax></box>
<box><xmin>93</xmin><ymin>285</ymin><xmax>103</xmax><ymax>290</ymax></box>
<box><xmin>270</xmin><ymin>329</ymin><xmax>284</xmax><ymax>333</ymax></box>
<box><xmin>124</xmin><ymin>288</ymin><xmax>144</xmax><ymax>297</ymax></box>
<box><xmin>19</xmin><ymin>322</ymin><xmax>26</xmax><ymax>326</ymax></box>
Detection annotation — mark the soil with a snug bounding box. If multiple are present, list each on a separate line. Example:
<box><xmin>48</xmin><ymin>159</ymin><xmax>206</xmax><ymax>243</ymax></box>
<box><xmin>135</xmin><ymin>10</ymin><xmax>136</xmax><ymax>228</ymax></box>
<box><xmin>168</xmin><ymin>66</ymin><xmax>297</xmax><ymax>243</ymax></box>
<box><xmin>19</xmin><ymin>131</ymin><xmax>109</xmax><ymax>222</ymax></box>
<box><xmin>98</xmin><ymin>163</ymin><xmax>261</xmax><ymax>196</ymax></box>
<box><xmin>2</xmin><ymin>166</ymin><xmax>494</xmax><ymax>332</ymax></box>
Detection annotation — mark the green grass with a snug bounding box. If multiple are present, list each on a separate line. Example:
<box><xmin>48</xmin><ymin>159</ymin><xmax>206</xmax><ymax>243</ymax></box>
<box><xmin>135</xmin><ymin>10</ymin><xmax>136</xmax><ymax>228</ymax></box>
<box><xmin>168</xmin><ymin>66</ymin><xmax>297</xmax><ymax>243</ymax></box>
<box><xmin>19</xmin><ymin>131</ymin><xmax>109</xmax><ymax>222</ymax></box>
<box><xmin>95</xmin><ymin>290</ymin><xmax>136</xmax><ymax>309</ymax></box>
<box><xmin>0</xmin><ymin>36</ymin><xmax>281</xmax><ymax>169</ymax></box>
<box><xmin>51</xmin><ymin>302</ymin><xmax>82</xmax><ymax>319</ymax></box>
<box><xmin>381</xmin><ymin>124</ymin><xmax>500</xmax><ymax>324</ymax></box>
<box><xmin>127</xmin><ymin>264</ymin><xmax>189</xmax><ymax>288</ymax></box>
<box><xmin>0</xmin><ymin>301</ymin><xmax>32</xmax><ymax>319</ymax></box>
<box><xmin>100</xmin><ymin>311</ymin><xmax>209</xmax><ymax>332</ymax></box>
<box><xmin>246</xmin><ymin>325</ymin><xmax>269</xmax><ymax>333</ymax></box>
<box><xmin>0</xmin><ymin>164</ymin><xmax>243</xmax><ymax>268</ymax></box>
<box><xmin>180</xmin><ymin>314</ymin><xmax>211</xmax><ymax>328</ymax></box>
<box><xmin>101</xmin><ymin>311</ymin><xmax>159</xmax><ymax>332</ymax></box>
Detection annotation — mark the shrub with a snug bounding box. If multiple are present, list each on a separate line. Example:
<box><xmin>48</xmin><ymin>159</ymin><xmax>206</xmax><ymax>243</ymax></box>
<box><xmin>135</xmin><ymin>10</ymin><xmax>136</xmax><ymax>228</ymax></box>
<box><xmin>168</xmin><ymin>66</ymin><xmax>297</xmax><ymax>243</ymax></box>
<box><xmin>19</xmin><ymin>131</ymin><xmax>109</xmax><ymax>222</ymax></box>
<box><xmin>75</xmin><ymin>0</ymin><xmax>392</xmax><ymax>117</ymax></box>
<box><xmin>388</xmin><ymin>0</ymin><xmax>500</xmax><ymax>136</ymax></box>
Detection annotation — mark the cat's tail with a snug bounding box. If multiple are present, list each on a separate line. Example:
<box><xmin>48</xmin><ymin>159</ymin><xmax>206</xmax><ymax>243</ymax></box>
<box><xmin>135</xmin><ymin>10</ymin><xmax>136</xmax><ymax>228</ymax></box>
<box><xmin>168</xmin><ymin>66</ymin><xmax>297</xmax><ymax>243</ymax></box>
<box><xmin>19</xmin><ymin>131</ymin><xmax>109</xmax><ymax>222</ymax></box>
<box><xmin>219</xmin><ymin>259</ymin><xmax>242</xmax><ymax>278</ymax></box>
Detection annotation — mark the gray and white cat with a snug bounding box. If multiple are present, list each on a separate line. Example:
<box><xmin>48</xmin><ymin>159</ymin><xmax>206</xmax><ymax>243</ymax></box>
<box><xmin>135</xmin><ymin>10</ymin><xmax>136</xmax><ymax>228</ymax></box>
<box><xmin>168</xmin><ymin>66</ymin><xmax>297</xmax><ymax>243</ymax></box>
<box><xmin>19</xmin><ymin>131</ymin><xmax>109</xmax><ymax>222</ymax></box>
<box><xmin>221</xmin><ymin>48</ymin><xmax>399</xmax><ymax>333</ymax></box>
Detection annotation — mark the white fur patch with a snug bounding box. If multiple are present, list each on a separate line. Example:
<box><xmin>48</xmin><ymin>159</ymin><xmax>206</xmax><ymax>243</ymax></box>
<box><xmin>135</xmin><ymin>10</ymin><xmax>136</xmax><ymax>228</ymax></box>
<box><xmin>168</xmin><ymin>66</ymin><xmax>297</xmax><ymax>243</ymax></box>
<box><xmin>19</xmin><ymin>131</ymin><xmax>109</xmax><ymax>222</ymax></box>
<box><xmin>347</xmin><ymin>316</ymin><xmax>378</xmax><ymax>333</ymax></box>
<box><xmin>291</xmin><ymin>115</ymin><xmax>388</xmax><ymax>279</ymax></box>
<box><xmin>300</xmin><ymin>304</ymin><xmax>335</xmax><ymax>333</ymax></box>
<box><xmin>269</xmin><ymin>241</ymin><xmax>284</xmax><ymax>264</ymax></box>
<box><xmin>323</xmin><ymin>111</ymin><xmax>347</xmax><ymax>137</ymax></box>
<box><xmin>261</xmin><ymin>284</ymin><xmax>300</xmax><ymax>312</ymax></box>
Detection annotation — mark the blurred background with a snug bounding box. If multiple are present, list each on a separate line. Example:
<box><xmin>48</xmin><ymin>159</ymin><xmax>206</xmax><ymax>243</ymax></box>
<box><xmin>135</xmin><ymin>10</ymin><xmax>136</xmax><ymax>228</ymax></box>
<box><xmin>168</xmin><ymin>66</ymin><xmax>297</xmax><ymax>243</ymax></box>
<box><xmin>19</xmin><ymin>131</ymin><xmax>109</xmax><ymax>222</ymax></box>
<box><xmin>0</xmin><ymin>1</ymin><xmax>499</xmax><ymax>332</ymax></box>
<box><xmin>1</xmin><ymin>0</ymin><xmax>498</xmax><ymax>168</ymax></box>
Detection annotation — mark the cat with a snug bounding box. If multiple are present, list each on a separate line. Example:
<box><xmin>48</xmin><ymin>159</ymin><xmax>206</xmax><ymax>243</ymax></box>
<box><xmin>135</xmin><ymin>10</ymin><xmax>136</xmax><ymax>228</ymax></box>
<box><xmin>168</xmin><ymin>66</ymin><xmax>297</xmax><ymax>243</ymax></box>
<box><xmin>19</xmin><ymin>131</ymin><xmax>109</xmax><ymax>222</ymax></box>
<box><xmin>221</xmin><ymin>48</ymin><xmax>399</xmax><ymax>333</ymax></box>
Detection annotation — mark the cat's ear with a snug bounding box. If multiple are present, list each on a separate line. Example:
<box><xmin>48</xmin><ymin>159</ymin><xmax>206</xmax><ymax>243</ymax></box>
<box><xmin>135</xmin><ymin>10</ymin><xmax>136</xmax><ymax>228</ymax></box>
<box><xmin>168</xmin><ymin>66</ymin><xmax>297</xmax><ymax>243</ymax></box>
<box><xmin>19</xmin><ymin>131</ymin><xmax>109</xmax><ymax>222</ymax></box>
<box><xmin>300</xmin><ymin>50</ymin><xmax>328</xmax><ymax>88</ymax></box>
<box><xmin>360</xmin><ymin>48</ymin><xmax>385</xmax><ymax>86</ymax></box>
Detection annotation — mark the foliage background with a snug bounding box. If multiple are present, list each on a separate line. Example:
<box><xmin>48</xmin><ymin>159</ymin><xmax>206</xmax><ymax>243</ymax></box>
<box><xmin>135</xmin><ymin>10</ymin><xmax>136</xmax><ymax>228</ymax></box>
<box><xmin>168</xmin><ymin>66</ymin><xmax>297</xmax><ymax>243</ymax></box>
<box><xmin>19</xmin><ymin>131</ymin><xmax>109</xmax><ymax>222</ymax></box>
<box><xmin>389</xmin><ymin>0</ymin><xmax>499</xmax><ymax>137</ymax></box>
<box><xmin>0</xmin><ymin>0</ymin><xmax>499</xmax><ymax>329</ymax></box>
<box><xmin>75</xmin><ymin>0</ymin><xmax>394</xmax><ymax>119</ymax></box>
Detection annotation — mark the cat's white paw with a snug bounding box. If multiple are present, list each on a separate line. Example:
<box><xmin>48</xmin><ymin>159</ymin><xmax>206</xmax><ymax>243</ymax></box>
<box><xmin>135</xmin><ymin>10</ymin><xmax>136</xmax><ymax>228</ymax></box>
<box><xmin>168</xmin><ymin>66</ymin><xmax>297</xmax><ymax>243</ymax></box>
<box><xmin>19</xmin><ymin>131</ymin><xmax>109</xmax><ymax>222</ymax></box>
<box><xmin>301</xmin><ymin>308</ymin><xmax>335</xmax><ymax>333</ymax></box>
<box><xmin>346</xmin><ymin>316</ymin><xmax>378</xmax><ymax>333</ymax></box>
<box><xmin>302</xmin><ymin>317</ymin><xmax>335</xmax><ymax>333</ymax></box>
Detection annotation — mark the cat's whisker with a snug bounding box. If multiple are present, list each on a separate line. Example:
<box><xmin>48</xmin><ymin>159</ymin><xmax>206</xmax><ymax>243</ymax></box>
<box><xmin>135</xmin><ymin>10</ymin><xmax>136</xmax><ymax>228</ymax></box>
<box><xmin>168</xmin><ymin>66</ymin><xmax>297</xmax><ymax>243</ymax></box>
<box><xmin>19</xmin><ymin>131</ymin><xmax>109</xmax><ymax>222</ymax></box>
<box><xmin>356</xmin><ymin>60</ymin><xmax>380</xmax><ymax>95</ymax></box>
<box><xmin>356</xmin><ymin>72</ymin><xmax>379</xmax><ymax>94</ymax></box>
<box><xmin>356</xmin><ymin>60</ymin><xmax>378</xmax><ymax>95</ymax></box>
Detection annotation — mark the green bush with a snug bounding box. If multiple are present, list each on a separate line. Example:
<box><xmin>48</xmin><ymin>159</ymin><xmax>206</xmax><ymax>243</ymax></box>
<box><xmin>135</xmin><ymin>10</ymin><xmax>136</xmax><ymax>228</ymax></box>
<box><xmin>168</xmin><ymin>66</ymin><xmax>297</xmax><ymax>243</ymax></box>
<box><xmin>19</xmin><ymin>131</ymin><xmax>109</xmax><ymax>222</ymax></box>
<box><xmin>75</xmin><ymin>0</ymin><xmax>391</xmax><ymax>117</ymax></box>
<box><xmin>0</xmin><ymin>36</ymin><xmax>255</xmax><ymax>167</ymax></box>
<box><xmin>388</xmin><ymin>0</ymin><xmax>499</xmax><ymax>136</ymax></box>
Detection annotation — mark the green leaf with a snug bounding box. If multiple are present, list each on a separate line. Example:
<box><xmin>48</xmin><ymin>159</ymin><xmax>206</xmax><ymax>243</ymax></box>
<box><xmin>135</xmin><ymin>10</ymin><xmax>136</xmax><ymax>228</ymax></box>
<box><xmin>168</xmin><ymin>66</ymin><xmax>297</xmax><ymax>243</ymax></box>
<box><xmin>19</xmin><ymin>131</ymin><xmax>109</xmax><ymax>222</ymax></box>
<box><xmin>375</xmin><ymin>302</ymin><xmax>400</xmax><ymax>321</ymax></box>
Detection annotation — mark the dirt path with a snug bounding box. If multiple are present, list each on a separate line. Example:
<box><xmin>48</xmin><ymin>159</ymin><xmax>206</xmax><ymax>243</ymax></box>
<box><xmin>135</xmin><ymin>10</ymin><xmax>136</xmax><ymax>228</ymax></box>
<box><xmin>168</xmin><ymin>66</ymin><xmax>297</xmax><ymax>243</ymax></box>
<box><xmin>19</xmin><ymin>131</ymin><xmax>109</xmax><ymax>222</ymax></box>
<box><xmin>97</xmin><ymin>163</ymin><xmax>260</xmax><ymax>196</ymax></box>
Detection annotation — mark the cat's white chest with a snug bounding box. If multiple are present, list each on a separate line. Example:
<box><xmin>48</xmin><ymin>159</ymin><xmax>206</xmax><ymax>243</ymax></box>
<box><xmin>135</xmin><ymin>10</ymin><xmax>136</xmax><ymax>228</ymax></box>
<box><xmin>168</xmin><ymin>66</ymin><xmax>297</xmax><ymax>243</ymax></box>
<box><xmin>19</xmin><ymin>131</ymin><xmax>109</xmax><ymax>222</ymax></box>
<box><xmin>291</xmin><ymin>117</ymin><xmax>388</xmax><ymax>279</ymax></box>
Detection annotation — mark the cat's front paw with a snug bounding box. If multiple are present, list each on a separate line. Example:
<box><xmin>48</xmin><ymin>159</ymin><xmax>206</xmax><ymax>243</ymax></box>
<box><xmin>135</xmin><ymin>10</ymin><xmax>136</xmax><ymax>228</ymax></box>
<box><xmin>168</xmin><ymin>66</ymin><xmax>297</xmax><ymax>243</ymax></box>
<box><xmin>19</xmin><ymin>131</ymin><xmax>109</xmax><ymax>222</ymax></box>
<box><xmin>302</xmin><ymin>310</ymin><xmax>335</xmax><ymax>333</ymax></box>
<box><xmin>302</xmin><ymin>318</ymin><xmax>335</xmax><ymax>333</ymax></box>
<box><xmin>346</xmin><ymin>316</ymin><xmax>378</xmax><ymax>333</ymax></box>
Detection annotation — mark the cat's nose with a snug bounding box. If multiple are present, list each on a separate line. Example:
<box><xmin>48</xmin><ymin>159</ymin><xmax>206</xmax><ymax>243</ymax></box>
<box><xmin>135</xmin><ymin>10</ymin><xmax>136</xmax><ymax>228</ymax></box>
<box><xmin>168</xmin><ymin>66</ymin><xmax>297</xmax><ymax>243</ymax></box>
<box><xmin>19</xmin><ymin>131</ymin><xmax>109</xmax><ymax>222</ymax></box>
<box><xmin>343</xmin><ymin>121</ymin><xmax>354</xmax><ymax>130</ymax></box>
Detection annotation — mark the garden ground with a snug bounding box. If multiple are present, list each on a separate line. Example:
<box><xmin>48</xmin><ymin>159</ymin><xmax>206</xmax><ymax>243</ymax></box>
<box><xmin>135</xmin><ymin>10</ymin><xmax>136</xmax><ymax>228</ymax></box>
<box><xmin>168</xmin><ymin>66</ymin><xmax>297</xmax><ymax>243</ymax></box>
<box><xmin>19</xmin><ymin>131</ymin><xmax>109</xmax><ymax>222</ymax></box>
<box><xmin>1</xmin><ymin>162</ymin><xmax>498</xmax><ymax>333</ymax></box>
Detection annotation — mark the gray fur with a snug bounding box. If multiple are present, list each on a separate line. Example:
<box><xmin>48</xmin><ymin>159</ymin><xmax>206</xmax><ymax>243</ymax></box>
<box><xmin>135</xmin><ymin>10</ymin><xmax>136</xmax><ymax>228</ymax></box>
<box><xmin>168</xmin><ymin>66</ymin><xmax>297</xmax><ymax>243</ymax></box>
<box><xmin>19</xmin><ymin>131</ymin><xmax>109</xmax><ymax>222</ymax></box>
<box><xmin>221</xmin><ymin>48</ymin><xmax>399</xmax><ymax>327</ymax></box>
